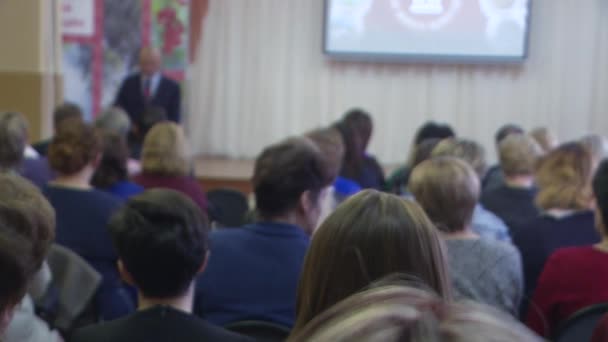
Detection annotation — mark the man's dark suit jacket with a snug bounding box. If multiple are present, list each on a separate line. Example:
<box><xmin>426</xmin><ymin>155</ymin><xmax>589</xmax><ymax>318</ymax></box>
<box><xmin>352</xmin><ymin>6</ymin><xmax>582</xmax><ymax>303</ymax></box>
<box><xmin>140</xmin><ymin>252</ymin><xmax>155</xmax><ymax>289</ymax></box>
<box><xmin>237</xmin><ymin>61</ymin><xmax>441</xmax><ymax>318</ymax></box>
<box><xmin>70</xmin><ymin>306</ymin><xmax>251</xmax><ymax>342</ymax></box>
<box><xmin>114</xmin><ymin>73</ymin><xmax>181</xmax><ymax>124</ymax></box>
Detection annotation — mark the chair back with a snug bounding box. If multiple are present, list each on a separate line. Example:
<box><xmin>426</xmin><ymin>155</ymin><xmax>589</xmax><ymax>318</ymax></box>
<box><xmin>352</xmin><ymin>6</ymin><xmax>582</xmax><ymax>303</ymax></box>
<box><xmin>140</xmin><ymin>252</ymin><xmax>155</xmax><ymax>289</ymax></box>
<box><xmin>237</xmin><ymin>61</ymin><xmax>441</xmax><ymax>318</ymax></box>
<box><xmin>47</xmin><ymin>244</ymin><xmax>102</xmax><ymax>332</ymax></box>
<box><xmin>225</xmin><ymin>320</ymin><xmax>291</xmax><ymax>342</ymax></box>
<box><xmin>554</xmin><ymin>303</ymin><xmax>608</xmax><ymax>342</ymax></box>
<box><xmin>207</xmin><ymin>188</ymin><xmax>249</xmax><ymax>227</ymax></box>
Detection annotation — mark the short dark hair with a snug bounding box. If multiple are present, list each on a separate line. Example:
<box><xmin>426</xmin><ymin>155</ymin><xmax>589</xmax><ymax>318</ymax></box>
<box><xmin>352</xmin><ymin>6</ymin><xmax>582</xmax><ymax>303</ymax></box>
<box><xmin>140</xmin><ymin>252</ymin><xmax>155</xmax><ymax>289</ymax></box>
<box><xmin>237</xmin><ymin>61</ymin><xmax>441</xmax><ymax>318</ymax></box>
<box><xmin>48</xmin><ymin>120</ymin><xmax>102</xmax><ymax>175</ymax></box>
<box><xmin>594</xmin><ymin>160</ymin><xmax>608</xmax><ymax>234</ymax></box>
<box><xmin>109</xmin><ymin>189</ymin><xmax>210</xmax><ymax>298</ymax></box>
<box><xmin>53</xmin><ymin>103</ymin><xmax>83</xmax><ymax>130</ymax></box>
<box><xmin>414</xmin><ymin>122</ymin><xmax>455</xmax><ymax>146</ymax></box>
<box><xmin>495</xmin><ymin>124</ymin><xmax>524</xmax><ymax>144</ymax></box>
<box><xmin>253</xmin><ymin>137</ymin><xmax>329</xmax><ymax>219</ymax></box>
<box><xmin>91</xmin><ymin>133</ymin><xmax>130</xmax><ymax>189</ymax></box>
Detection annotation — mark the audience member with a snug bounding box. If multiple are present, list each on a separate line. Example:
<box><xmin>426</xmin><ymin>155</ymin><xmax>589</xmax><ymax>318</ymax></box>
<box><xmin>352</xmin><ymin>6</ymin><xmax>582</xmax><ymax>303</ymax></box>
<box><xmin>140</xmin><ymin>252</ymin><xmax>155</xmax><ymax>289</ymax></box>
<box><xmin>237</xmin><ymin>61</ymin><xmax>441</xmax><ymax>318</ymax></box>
<box><xmin>306</xmin><ymin>127</ymin><xmax>358</xmax><ymax>210</ymax></box>
<box><xmin>410</xmin><ymin>157</ymin><xmax>522</xmax><ymax>316</ymax></box>
<box><xmin>483</xmin><ymin>124</ymin><xmax>524</xmax><ymax>191</ymax></box>
<box><xmin>513</xmin><ymin>142</ymin><xmax>600</xmax><ymax>317</ymax></box>
<box><xmin>481</xmin><ymin>134</ymin><xmax>542</xmax><ymax>230</ymax></box>
<box><xmin>0</xmin><ymin>174</ymin><xmax>60</xmax><ymax>341</ymax></box>
<box><xmin>45</xmin><ymin>120</ymin><xmax>134</xmax><ymax>320</ymax></box>
<box><xmin>94</xmin><ymin>107</ymin><xmax>131</xmax><ymax>138</ymax></box>
<box><xmin>133</xmin><ymin>122</ymin><xmax>207</xmax><ymax>212</ymax></box>
<box><xmin>71</xmin><ymin>190</ymin><xmax>249</xmax><ymax>342</ymax></box>
<box><xmin>386</xmin><ymin>121</ymin><xmax>455</xmax><ymax>194</ymax></box>
<box><xmin>91</xmin><ymin>133</ymin><xmax>143</xmax><ymax>199</ymax></box>
<box><xmin>336</xmin><ymin>109</ymin><xmax>385</xmax><ymax>190</ymax></box>
<box><xmin>32</xmin><ymin>103</ymin><xmax>83</xmax><ymax>156</ymax></box>
<box><xmin>291</xmin><ymin>190</ymin><xmax>451</xmax><ymax>335</ymax></box>
<box><xmin>94</xmin><ymin>107</ymin><xmax>141</xmax><ymax>175</ymax></box>
<box><xmin>195</xmin><ymin>137</ymin><xmax>332</xmax><ymax>327</ymax></box>
<box><xmin>289</xmin><ymin>285</ymin><xmax>542</xmax><ymax>342</ymax></box>
<box><xmin>530</xmin><ymin>127</ymin><xmax>558</xmax><ymax>153</ymax></box>
<box><xmin>525</xmin><ymin>159</ymin><xmax>608</xmax><ymax>337</ymax></box>
<box><xmin>0</xmin><ymin>112</ymin><xmax>53</xmax><ymax>187</ymax></box>
<box><xmin>128</xmin><ymin>106</ymin><xmax>167</xmax><ymax>159</ymax></box>
<box><xmin>431</xmin><ymin>138</ymin><xmax>512</xmax><ymax>242</ymax></box>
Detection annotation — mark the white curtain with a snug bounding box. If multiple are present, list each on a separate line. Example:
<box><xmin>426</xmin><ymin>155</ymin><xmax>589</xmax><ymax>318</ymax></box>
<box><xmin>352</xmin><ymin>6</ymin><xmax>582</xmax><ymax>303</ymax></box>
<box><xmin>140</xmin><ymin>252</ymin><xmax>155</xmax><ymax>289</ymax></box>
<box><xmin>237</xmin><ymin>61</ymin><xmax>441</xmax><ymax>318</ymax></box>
<box><xmin>187</xmin><ymin>0</ymin><xmax>608</xmax><ymax>164</ymax></box>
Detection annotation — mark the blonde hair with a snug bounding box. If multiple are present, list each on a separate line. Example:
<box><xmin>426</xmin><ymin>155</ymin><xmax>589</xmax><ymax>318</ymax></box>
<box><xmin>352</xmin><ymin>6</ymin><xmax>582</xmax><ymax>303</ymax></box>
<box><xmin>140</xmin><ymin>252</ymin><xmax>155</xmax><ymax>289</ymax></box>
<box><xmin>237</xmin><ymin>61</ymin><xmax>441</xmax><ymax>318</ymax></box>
<box><xmin>431</xmin><ymin>139</ymin><xmax>487</xmax><ymax>179</ymax></box>
<box><xmin>141</xmin><ymin>123</ymin><xmax>191</xmax><ymax>176</ymax></box>
<box><xmin>409</xmin><ymin>157</ymin><xmax>480</xmax><ymax>233</ymax></box>
<box><xmin>535</xmin><ymin>142</ymin><xmax>593</xmax><ymax>211</ymax></box>
<box><xmin>499</xmin><ymin>134</ymin><xmax>543</xmax><ymax>177</ymax></box>
<box><xmin>529</xmin><ymin>127</ymin><xmax>557</xmax><ymax>153</ymax></box>
<box><xmin>290</xmin><ymin>285</ymin><xmax>542</xmax><ymax>342</ymax></box>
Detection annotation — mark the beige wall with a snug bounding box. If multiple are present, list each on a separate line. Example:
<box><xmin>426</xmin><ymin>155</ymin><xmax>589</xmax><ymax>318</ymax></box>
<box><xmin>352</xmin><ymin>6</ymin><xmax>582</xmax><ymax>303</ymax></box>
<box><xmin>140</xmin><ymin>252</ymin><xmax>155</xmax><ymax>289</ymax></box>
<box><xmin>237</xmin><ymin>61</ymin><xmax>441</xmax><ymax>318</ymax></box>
<box><xmin>0</xmin><ymin>0</ymin><xmax>62</xmax><ymax>140</ymax></box>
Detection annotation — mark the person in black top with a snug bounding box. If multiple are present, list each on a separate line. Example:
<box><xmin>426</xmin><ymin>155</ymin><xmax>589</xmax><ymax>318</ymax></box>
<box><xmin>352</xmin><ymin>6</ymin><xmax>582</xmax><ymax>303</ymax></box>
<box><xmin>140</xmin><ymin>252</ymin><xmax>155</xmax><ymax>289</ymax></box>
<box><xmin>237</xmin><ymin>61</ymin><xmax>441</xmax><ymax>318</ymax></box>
<box><xmin>71</xmin><ymin>189</ymin><xmax>249</xmax><ymax>342</ymax></box>
<box><xmin>481</xmin><ymin>134</ymin><xmax>543</xmax><ymax>231</ymax></box>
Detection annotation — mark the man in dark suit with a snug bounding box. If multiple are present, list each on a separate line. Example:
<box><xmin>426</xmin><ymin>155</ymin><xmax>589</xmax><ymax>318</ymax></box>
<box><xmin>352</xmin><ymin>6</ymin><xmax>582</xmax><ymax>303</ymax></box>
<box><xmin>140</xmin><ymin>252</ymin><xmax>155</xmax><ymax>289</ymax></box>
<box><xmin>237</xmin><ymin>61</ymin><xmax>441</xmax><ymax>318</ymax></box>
<box><xmin>114</xmin><ymin>47</ymin><xmax>181</xmax><ymax>126</ymax></box>
<box><xmin>70</xmin><ymin>190</ymin><xmax>250</xmax><ymax>342</ymax></box>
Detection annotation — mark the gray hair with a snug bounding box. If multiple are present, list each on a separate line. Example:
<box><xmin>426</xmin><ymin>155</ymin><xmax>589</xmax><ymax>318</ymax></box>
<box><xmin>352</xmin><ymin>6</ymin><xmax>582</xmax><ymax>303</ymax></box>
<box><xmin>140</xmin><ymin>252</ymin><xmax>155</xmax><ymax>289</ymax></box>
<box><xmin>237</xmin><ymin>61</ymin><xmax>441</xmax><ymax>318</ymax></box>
<box><xmin>95</xmin><ymin>107</ymin><xmax>131</xmax><ymax>137</ymax></box>
<box><xmin>0</xmin><ymin>112</ymin><xmax>28</xmax><ymax>170</ymax></box>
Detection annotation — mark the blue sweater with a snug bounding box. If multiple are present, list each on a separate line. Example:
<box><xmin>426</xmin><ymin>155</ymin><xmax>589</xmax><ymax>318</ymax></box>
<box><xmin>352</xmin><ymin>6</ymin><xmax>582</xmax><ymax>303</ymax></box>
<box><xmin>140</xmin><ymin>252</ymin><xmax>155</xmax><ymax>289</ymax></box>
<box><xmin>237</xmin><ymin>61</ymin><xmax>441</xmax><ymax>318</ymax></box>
<box><xmin>194</xmin><ymin>222</ymin><xmax>310</xmax><ymax>327</ymax></box>
<box><xmin>44</xmin><ymin>185</ymin><xmax>134</xmax><ymax>320</ymax></box>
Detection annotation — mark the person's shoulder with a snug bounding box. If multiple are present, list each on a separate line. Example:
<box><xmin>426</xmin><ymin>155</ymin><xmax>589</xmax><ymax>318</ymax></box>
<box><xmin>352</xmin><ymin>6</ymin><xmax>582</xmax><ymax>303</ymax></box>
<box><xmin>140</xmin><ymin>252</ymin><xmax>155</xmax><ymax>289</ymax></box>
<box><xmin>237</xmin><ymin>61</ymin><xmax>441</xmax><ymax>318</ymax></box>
<box><xmin>70</xmin><ymin>317</ymin><xmax>127</xmax><ymax>342</ymax></box>
<box><xmin>194</xmin><ymin>320</ymin><xmax>254</xmax><ymax>341</ymax></box>
<box><xmin>161</xmin><ymin>74</ymin><xmax>180</xmax><ymax>86</ymax></box>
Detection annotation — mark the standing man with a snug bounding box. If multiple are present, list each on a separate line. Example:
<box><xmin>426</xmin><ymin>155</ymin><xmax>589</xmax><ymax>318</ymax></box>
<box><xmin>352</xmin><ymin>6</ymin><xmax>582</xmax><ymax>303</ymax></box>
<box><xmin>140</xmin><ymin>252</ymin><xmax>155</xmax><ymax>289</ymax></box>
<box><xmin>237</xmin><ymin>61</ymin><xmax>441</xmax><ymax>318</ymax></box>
<box><xmin>114</xmin><ymin>47</ymin><xmax>181</xmax><ymax>127</ymax></box>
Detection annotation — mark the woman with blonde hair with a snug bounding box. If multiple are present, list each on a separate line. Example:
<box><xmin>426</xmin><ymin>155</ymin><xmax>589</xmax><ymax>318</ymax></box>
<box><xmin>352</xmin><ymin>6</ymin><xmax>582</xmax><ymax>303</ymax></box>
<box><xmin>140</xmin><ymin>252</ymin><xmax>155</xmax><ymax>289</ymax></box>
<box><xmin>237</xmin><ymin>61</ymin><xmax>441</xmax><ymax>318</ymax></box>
<box><xmin>410</xmin><ymin>157</ymin><xmax>523</xmax><ymax>316</ymax></box>
<box><xmin>514</xmin><ymin>142</ymin><xmax>599</xmax><ymax>317</ymax></box>
<box><xmin>291</xmin><ymin>190</ymin><xmax>450</xmax><ymax>336</ymax></box>
<box><xmin>134</xmin><ymin>122</ymin><xmax>208</xmax><ymax>212</ymax></box>
<box><xmin>290</xmin><ymin>285</ymin><xmax>542</xmax><ymax>342</ymax></box>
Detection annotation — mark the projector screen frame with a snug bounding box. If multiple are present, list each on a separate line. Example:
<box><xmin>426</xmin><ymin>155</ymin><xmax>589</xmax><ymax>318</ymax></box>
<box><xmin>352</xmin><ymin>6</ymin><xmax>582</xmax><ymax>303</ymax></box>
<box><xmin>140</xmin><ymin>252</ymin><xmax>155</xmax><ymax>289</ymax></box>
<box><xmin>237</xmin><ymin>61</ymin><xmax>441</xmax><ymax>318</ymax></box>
<box><xmin>322</xmin><ymin>0</ymin><xmax>533</xmax><ymax>64</ymax></box>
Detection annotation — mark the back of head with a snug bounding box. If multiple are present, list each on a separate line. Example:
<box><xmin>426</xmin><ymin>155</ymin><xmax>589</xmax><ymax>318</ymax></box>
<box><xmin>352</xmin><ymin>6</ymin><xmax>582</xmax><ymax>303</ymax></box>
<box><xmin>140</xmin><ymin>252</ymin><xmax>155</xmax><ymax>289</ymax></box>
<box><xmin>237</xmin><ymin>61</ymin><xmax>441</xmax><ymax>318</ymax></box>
<box><xmin>431</xmin><ymin>138</ymin><xmax>487</xmax><ymax>179</ymax></box>
<box><xmin>109</xmin><ymin>189</ymin><xmax>209</xmax><ymax>298</ymax></box>
<box><xmin>407</xmin><ymin>138</ymin><xmax>443</xmax><ymax>168</ymax></box>
<box><xmin>141</xmin><ymin>122</ymin><xmax>190</xmax><ymax>176</ymax></box>
<box><xmin>293</xmin><ymin>190</ymin><xmax>450</xmax><ymax>333</ymax></box>
<box><xmin>414</xmin><ymin>122</ymin><xmax>456</xmax><ymax>146</ymax></box>
<box><xmin>0</xmin><ymin>173</ymin><xmax>55</xmax><ymax>273</ymax></box>
<box><xmin>0</xmin><ymin>112</ymin><xmax>28</xmax><ymax>170</ymax></box>
<box><xmin>530</xmin><ymin>127</ymin><xmax>558</xmax><ymax>153</ymax></box>
<box><xmin>593</xmin><ymin>160</ymin><xmax>608</xmax><ymax>234</ymax></box>
<box><xmin>409</xmin><ymin>157</ymin><xmax>480</xmax><ymax>233</ymax></box>
<box><xmin>498</xmin><ymin>134</ymin><xmax>543</xmax><ymax>178</ymax></box>
<box><xmin>53</xmin><ymin>103</ymin><xmax>83</xmax><ymax>131</ymax></box>
<box><xmin>91</xmin><ymin>133</ymin><xmax>130</xmax><ymax>189</ymax></box>
<box><xmin>95</xmin><ymin>107</ymin><xmax>131</xmax><ymax>137</ymax></box>
<box><xmin>306</xmin><ymin>127</ymin><xmax>345</xmax><ymax>183</ymax></box>
<box><xmin>48</xmin><ymin>119</ymin><xmax>101</xmax><ymax>175</ymax></box>
<box><xmin>253</xmin><ymin>137</ymin><xmax>330</xmax><ymax>221</ymax></box>
<box><xmin>290</xmin><ymin>285</ymin><xmax>541</xmax><ymax>342</ymax></box>
<box><xmin>342</xmin><ymin>108</ymin><xmax>372</xmax><ymax>144</ymax></box>
<box><xmin>535</xmin><ymin>141</ymin><xmax>594</xmax><ymax>211</ymax></box>
<box><xmin>495</xmin><ymin>124</ymin><xmax>524</xmax><ymax>145</ymax></box>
